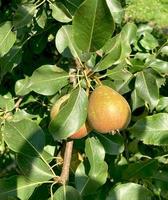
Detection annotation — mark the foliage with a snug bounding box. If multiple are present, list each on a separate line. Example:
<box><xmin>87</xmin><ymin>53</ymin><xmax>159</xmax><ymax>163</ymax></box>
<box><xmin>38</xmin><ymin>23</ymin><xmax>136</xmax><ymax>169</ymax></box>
<box><xmin>125</xmin><ymin>0</ymin><xmax>168</xmax><ymax>29</ymax></box>
<box><xmin>0</xmin><ymin>0</ymin><xmax>168</xmax><ymax>199</ymax></box>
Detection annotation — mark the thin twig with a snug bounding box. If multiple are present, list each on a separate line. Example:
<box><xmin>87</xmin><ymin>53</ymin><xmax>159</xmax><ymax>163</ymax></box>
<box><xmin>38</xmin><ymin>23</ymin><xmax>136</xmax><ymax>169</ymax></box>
<box><xmin>14</xmin><ymin>96</ymin><xmax>24</xmax><ymax>111</ymax></box>
<box><xmin>58</xmin><ymin>140</ymin><xmax>74</xmax><ymax>185</ymax></box>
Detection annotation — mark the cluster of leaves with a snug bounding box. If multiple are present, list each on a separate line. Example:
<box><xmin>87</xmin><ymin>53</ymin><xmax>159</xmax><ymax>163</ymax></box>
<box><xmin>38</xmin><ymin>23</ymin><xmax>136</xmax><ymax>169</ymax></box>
<box><xmin>0</xmin><ymin>0</ymin><xmax>168</xmax><ymax>199</ymax></box>
<box><xmin>125</xmin><ymin>0</ymin><xmax>168</xmax><ymax>29</ymax></box>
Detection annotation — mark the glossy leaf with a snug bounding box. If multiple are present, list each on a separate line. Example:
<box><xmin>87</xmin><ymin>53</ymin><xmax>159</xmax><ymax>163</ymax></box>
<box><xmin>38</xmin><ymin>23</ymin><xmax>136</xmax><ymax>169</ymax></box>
<box><xmin>156</xmin><ymin>97</ymin><xmax>168</xmax><ymax>112</ymax></box>
<box><xmin>49</xmin><ymin>88</ymin><xmax>88</xmax><ymax>140</ymax></box>
<box><xmin>106</xmin><ymin>0</ymin><xmax>124</xmax><ymax>24</ymax></box>
<box><xmin>0</xmin><ymin>21</ymin><xmax>16</xmax><ymax>57</ymax></box>
<box><xmin>3</xmin><ymin>119</ymin><xmax>45</xmax><ymax>156</ymax></box>
<box><xmin>149</xmin><ymin>59</ymin><xmax>168</xmax><ymax>75</ymax></box>
<box><xmin>49</xmin><ymin>1</ymin><xmax>72</xmax><ymax>23</ymax></box>
<box><xmin>13</xmin><ymin>3</ymin><xmax>36</xmax><ymax>29</ymax></box>
<box><xmin>129</xmin><ymin>113</ymin><xmax>168</xmax><ymax>145</ymax></box>
<box><xmin>95</xmin><ymin>37</ymin><xmax>121</xmax><ymax>71</ymax></box>
<box><xmin>95</xmin><ymin>23</ymin><xmax>137</xmax><ymax>72</ymax></box>
<box><xmin>30</xmin><ymin>65</ymin><xmax>69</xmax><ymax>96</ymax></box>
<box><xmin>160</xmin><ymin>45</ymin><xmax>168</xmax><ymax>56</ymax></box>
<box><xmin>17</xmin><ymin>154</ymin><xmax>55</xmax><ymax>182</ymax></box>
<box><xmin>121</xmin><ymin>22</ymin><xmax>137</xmax><ymax>44</ymax></box>
<box><xmin>73</xmin><ymin>0</ymin><xmax>114</xmax><ymax>52</ymax></box>
<box><xmin>36</xmin><ymin>9</ymin><xmax>47</xmax><ymax>29</ymax></box>
<box><xmin>75</xmin><ymin>137</ymin><xmax>108</xmax><ymax>196</ymax></box>
<box><xmin>96</xmin><ymin>133</ymin><xmax>124</xmax><ymax>155</ymax></box>
<box><xmin>0</xmin><ymin>93</ymin><xmax>15</xmax><ymax>112</ymax></box>
<box><xmin>15</xmin><ymin>76</ymin><xmax>32</xmax><ymax>96</ymax></box>
<box><xmin>135</xmin><ymin>71</ymin><xmax>159</xmax><ymax>110</ymax></box>
<box><xmin>0</xmin><ymin>175</ymin><xmax>40</xmax><ymax>200</ymax></box>
<box><xmin>56</xmin><ymin>25</ymin><xmax>81</xmax><ymax>58</ymax></box>
<box><xmin>131</xmin><ymin>89</ymin><xmax>144</xmax><ymax>111</ymax></box>
<box><xmin>140</xmin><ymin>32</ymin><xmax>158</xmax><ymax>50</ymax></box>
<box><xmin>107</xmin><ymin>183</ymin><xmax>153</xmax><ymax>200</ymax></box>
<box><xmin>50</xmin><ymin>185</ymin><xmax>81</xmax><ymax>200</ymax></box>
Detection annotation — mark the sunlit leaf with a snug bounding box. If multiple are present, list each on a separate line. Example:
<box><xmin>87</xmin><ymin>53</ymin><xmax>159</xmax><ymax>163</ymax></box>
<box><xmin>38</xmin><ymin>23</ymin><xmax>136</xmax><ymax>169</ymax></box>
<box><xmin>107</xmin><ymin>182</ymin><xmax>153</xmax><ymax>200</ymax></box>
<box><xmin>56</xmin><ymin>25</ymin><xmax>81</xmax><ymax>58</ymax></box>
<box><xmin>49</xmin><ymin>88</ymin><xmax>88</xmax><ymax>140</ymax></box>
<box><xmin>73</xmin><ymin>0</ymin><xmax>114</xmax><ymax>52</ymax></box>
<box><xmin>30</xmin><ymin>65</ymin><xmax>69</xmax><ymax>96</ymax></box>
<box><xmin>156</xmin><ymin>97</ymin><xmax>168</xmax><ymax>112</ymax></box>
<box><xmin>0</xmin><ymin>21</ymin><xmax>16</xmax><ymax>57</ymax></box>
<box><xmin>106</xmin><ymin>0</ymin><xmax>124</xmax><ymax>24</ymax></box>
<box><xmin>0</xmin><ymin>93</ymin><xmax>15</xmax><ymax>112</ymax></box>
<box><xmin>0</xmin><ymin>175</ymin><xmax>40</xmax><ymax>200</ymax></box>
<box><xmin>149</xmin><ymin>59</ymin><xmax>168</xmax><ymax>75</ymax></box>
<box><xmin>17</xmin><ymin>154</ymin><xmax>55</xmax><ymax>182</ymax></box>
<box><xmin>3</xmin><ymin>119</ymin><xmax>45</xmax><ymax>156</ymax></box>
<box><xmin>15</xmin><ymin>76</ymin><xmax>32</xmax><ymax>96</ymax></box>
<box><xmin>75</xmin><ymin>137</ymin><xmax>108</xmax><ymax>196</ymax></box>
<box><xmin>49</xmin><ymin>1</ymin><xmax>72</xmax><ymax>23</ymax></box>
<box><xmin>135</xmin><ymin>71</ymin><xmax>159</xmax><ymax>110</ymax></box>
<box><xmin>140</xmin><ymin>32</ymin><xmax>158</xmax><ymax>50</ymax></box>
<box><xmin>50</xmin><ymin>185</ymin><xmax>81</xmax><ymax>200</ymax></box>
<box><xmin>129</xmin><ymin>113</ymin><xmax>168</xmax><ymax>145</ymax></box>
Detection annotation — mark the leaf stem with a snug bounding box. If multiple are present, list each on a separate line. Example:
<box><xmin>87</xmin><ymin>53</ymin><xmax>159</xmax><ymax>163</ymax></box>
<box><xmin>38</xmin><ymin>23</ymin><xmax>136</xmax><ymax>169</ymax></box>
<box><xmin>58</xmin><ymin>140</ymin><xmax>74</xmax><ymax>185</ymax></box>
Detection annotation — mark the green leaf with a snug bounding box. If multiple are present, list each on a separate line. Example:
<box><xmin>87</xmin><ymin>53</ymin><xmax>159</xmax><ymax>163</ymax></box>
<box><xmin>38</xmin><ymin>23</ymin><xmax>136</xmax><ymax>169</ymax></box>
<box><xmin>17</xmin><ymin>154</ymin><xmax>55</xmax><ymax>182</ymax></box>
<box><xmin>0</xmin><ymin>21</ymin><xmax>16</xmax><ymax>57</ymax></box>
<box><xmin>0</xmin><ymin>93</ymin><xmax>15</xmax><ymax>112</ymax></box>
<box><xmin>140</xmin><ymin>32</ymin><xmax>158</xmax><ymax>50</ymax></box>
<box><xmin>106</xmin><ymin>66</ymin><xmax>133</xmax><ymax>94</ymax></box>
<box><xmin>95</xmin><ymin>23</ymin><xmax>137</xmax><ymax>72</ymax></box>
<box><xmin>96</xmin><ymin>133</ymin><xmax>124</xmax><ymax>155</ymax></box>
<box><xmin>36</xmin><ymin>9</ymin><xmax>47</xmax><ymax>29</ymax></box>
<box><xmin>50</xmin><ymin>185</ymin><xmax>81</xmax><ymax>200</ymax></box>
<box><xmin>149</xmin><ymin>59</ymin><xmax>168</xmax><ymax>75</ymax></box>
<box><xmin>106</xmin><ymin>0</ymin><xmax>124</xmax><ymax>24</ymax></box>
<box><xmin>30</xmin><ymin>65</ymin><xmax>69</xmax><ymax>96</ymax></box>
<box><xmin>73</xmin><ymin>0</ymin><xmax>114</xmax><ymax>52</ymax></box>
<box><xmin>95</xmin><ymin>37</ymin><xmax>121</xmax><ymax>71</ymax></box>
<box><xmin>129</xmin><ymin>113</ymin><xmax>168</xmax><ymax>145</ymax></box>
<box><xmin>160</xmin><ymin>45</ymin><xmax>168</xmax><ymax>56</ymax></box>
<box><xmin>135</xmin><ymin>71</ymin><xmax>159</xmax><ymax>110</ymax></box>
<box><xmin>0</xmin><ymin>45</ymin><xmax>22</xmax><ymax>80</ymax></box>
<box><xmin>13</xmin><ymin>3</ymin><xmax>36</xmax><ymax>29</ymax></box>
<box><xmin>49</xmin><ymin>88</ymin><xmax>88</xmax><ymax>140</ymax></box>
<box><xmin>56</xmin><ymin>25</ymin><xmax>81</xmax><ymax>58</ymax></box>
<box><xmin>123</xmin><ymin>159</ymin><xmax>158</xmax><ymax>180</ymax></box>
<box><xmin>106</xmin><ymin>183</ymin><xmax>153</xmax><ymax>200</ymax></box>
<box><xmin>156</xmin><ymin>97</ymin><xmax>168</xmax><ymax>112</ymax></box>
<box><xmin>49</xmin><ymin>1</ymin><xmax>72</xmax><ymax>23</ymax></box>
<box><xmin>62</xmin><ymin>0</ymin><xmax>84</xmax><ymax>15</ymax></box>
<box><xmin>75</xmin><ymin>137</ymin><xmax>108</xmax><ymax>196</ymax></box>
<box><xmin>3</xmin><ymin>119</ymin><xmax>45</xmax><ymax>156</ymax></box>
<box><xmin>0</xmin><ymin>175</ymin><xmax>40</xmax><ymax>200</ymax></box>
<box><xmin>121</xmin><ymin>22</ymin><xmax>137</xmax><ymax>44</ymax></box>
<box><xmin>15</xmin><ymin>76</ymin><xmax>32</xmax><ymax>96</ymax></box>
<box><xmin>131</xmin><ymin>89</ymin><xmax>144</xmax><ymax>111</ymax></box>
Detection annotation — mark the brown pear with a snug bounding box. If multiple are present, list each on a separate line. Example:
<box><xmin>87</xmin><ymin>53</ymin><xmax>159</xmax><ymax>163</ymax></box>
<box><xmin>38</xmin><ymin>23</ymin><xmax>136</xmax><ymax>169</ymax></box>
<box><xmin>87</xmin><ymin>85</ymin><xmax>131</xmax><ymax>133</ymax></box>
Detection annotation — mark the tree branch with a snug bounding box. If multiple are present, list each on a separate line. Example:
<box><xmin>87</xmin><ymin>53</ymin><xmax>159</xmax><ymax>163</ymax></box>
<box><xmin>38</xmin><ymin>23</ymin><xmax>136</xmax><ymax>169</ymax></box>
<box><xmin>58</xmin><ymin>140</ymin><xmax>74</xmax><ymax>185</ymax></box>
